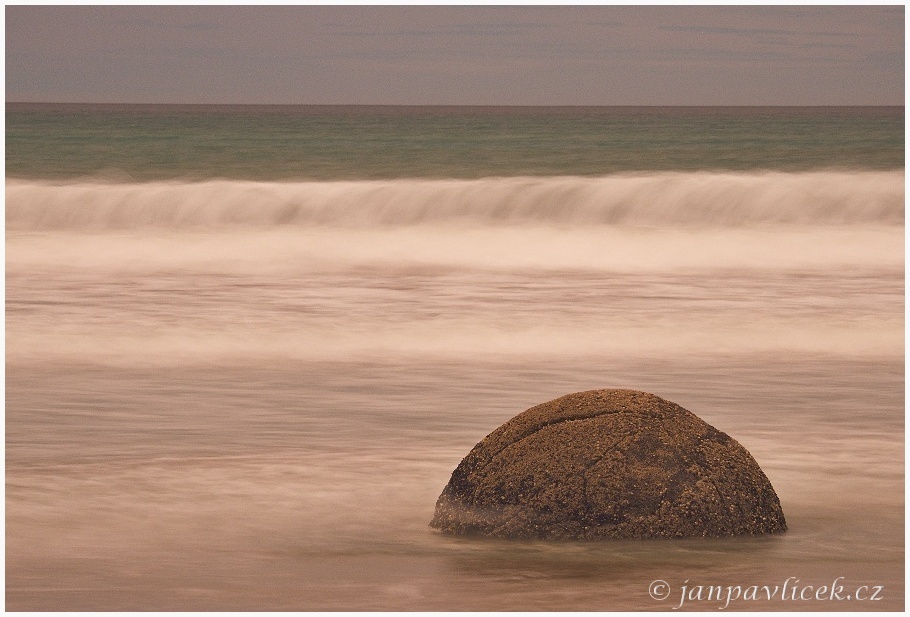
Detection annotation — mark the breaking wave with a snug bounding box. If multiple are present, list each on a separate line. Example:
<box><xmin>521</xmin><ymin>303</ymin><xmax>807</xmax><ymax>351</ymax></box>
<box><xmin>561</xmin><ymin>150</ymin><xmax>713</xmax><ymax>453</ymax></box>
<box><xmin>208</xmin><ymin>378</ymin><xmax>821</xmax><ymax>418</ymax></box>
<box><xmin>6</xmin><ymin>170</ymin><xmax>904</xmax><ymax>231</ymax></box>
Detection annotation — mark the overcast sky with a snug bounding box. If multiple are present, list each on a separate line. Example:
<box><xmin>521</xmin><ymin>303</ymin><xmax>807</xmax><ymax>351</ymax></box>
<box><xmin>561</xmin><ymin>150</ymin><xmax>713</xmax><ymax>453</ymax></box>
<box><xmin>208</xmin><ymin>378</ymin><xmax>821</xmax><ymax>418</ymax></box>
<box><xmin>5</xmin><ymin>5</ymin><xmax>905</xmax><ymax>105</ymax></box>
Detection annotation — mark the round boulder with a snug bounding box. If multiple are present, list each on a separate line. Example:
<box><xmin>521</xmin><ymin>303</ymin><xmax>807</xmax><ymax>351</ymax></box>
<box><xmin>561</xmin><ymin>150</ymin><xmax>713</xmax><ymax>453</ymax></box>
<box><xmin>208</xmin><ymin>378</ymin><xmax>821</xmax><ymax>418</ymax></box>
<box><xmin>430</xmin><ymin>389</ymin><xmax>786</xmax><ymax>540</ymax></box>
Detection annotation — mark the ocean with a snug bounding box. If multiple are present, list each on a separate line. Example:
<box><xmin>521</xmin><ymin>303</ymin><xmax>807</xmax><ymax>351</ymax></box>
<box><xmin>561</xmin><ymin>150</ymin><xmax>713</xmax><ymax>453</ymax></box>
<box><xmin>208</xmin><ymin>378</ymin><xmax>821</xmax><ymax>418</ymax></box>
<box><xmin>5</xmin><ymin>104</ymin><xmax>904</xmax><ymax>610</ymax></box>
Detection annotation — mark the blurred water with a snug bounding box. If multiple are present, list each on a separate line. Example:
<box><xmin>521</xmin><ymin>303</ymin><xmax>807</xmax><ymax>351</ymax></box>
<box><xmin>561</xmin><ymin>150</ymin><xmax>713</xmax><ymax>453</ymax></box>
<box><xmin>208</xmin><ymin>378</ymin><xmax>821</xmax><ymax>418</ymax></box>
<box><xmin>6</xmin><ymin>356</ymin><xmax>904</xmax><ymax>610</ymax></box>
<box><xmin>6</xmin><ymin>225</ymin><xmax>904</xmax><ymax>609</ymax></box>
<box><xmin>5</xmin><ymin>104</ymin><xmax>903</xmax><ymax>610</ymax></box>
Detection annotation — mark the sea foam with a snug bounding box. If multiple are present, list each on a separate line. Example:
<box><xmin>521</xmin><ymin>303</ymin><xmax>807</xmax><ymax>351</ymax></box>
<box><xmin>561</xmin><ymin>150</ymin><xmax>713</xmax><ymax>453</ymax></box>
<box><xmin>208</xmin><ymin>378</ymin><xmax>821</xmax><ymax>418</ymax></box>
<box><xmin>6</xmin><ymin>170</ymin><xmax>904</xmax><ymax>231</ymax></box>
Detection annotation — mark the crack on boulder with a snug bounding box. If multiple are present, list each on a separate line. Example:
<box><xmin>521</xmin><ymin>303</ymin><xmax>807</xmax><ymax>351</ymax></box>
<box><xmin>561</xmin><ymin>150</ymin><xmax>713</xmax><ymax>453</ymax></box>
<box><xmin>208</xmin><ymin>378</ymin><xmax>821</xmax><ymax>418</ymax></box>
<box><xmin>480</xmin><ymin>405</ymin><xmax>641</xmax><ymax>467</ymax></box>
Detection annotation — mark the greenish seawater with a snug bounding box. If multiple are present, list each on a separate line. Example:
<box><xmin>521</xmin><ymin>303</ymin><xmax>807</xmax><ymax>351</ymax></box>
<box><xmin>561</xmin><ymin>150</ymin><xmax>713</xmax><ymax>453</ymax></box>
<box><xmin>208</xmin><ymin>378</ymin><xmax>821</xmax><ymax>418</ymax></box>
<box><xmin>6</xmin><ymin>104</ymin><xmax>903</xmax><ymax>179</ymax></box>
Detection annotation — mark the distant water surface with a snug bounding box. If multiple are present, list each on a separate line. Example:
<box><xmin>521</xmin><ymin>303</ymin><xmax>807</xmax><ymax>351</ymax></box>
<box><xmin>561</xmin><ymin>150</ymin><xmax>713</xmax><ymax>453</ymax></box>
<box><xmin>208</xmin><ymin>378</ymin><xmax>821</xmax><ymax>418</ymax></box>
<box><xmin>6</xmin><ymin>104</ymin><xmax>903</xmax><ymax>179</ymax></box>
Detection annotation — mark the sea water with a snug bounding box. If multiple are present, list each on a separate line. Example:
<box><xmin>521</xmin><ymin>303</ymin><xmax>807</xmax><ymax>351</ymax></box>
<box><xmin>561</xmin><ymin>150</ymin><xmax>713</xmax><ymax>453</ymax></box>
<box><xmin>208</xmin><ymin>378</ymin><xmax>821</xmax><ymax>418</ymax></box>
<box><xmin>5</xmin><ymin>104</ymin><xmax>904</xmax><ymax>610</ymax></box>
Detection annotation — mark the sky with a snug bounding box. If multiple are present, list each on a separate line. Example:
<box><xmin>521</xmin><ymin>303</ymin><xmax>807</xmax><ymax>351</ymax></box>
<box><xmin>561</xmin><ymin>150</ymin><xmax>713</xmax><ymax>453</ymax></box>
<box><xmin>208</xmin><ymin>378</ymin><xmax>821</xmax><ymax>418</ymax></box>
<box><xmin>5</xmin><ymin>5</ymin><xmax>905</xmax><ymax>106</ymax></box>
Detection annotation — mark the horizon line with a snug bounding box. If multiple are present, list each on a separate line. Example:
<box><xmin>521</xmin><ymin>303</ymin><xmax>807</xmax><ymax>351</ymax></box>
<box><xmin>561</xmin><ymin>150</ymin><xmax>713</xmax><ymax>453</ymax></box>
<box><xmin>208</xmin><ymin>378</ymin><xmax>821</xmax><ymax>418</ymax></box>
<box><xmin>7</xmin><ymin>101</ymin><xmax>905</xmax><ymax>108</ymax></box>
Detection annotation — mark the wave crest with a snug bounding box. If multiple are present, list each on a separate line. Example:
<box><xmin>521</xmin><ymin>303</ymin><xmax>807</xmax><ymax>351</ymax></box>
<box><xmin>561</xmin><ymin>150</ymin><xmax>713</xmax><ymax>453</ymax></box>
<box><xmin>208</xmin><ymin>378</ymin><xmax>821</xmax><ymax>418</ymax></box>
<box><xmin>6</xmin><ymin>171</ymin><xmax>904</xmax><ymax>230</ymax></box>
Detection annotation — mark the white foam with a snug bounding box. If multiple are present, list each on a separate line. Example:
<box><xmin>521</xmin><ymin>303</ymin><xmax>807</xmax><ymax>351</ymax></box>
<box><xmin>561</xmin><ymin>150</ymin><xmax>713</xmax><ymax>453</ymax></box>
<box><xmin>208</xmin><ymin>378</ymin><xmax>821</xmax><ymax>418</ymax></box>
<box><xmin>6</xmin><ymin>226</ymin><xmax>904</xmax><ymax>274</ymax></box>
<box><xmin>6</xmin><ymin>170</ymin><xmax>904</xmax><ymax>230</ymax></box>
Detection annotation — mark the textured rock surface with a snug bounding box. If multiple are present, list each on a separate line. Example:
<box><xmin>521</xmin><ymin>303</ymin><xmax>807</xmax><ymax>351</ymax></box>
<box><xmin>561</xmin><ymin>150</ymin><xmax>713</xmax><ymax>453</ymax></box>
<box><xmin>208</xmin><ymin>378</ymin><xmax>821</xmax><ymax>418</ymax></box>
<box><xmin>431</xmin><ymin>389</ymin><xmax>786</xmax><ymax>540</ymax></box>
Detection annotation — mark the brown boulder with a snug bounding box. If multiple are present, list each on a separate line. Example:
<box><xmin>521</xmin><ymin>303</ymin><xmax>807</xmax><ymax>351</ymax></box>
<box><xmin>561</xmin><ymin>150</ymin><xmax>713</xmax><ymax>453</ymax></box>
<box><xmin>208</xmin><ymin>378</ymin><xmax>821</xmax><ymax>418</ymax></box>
<box><xmin>431</xmin><ymin>389</ymin><xmax>786</xmax><ymax>540</ymax></box>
